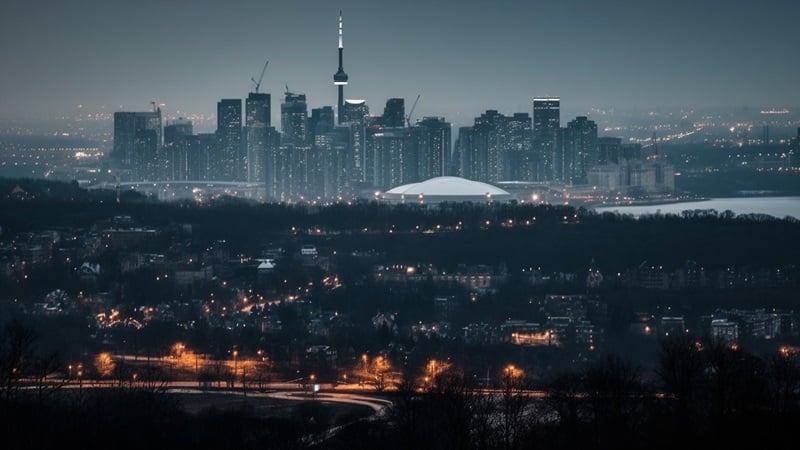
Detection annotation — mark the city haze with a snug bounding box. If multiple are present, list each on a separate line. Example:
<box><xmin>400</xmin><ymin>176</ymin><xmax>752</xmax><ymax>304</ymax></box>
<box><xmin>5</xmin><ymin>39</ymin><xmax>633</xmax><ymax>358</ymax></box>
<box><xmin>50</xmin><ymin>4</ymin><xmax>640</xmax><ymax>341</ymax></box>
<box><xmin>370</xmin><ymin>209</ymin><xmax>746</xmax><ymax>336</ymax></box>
<box><xmin>1</xmin><ymin>0</ymin><xmax>799</xmax><ymax>129</ymax></box>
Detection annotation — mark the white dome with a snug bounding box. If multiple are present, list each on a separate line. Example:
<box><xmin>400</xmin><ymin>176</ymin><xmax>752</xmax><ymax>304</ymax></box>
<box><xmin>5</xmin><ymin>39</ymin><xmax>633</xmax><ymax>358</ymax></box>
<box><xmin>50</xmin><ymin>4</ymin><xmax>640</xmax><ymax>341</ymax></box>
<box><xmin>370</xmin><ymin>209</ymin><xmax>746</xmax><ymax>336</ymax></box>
<box><xmin>382</xmin><ymin>177</ymin><xmax>512</xmax><ymax>203</ymax></box>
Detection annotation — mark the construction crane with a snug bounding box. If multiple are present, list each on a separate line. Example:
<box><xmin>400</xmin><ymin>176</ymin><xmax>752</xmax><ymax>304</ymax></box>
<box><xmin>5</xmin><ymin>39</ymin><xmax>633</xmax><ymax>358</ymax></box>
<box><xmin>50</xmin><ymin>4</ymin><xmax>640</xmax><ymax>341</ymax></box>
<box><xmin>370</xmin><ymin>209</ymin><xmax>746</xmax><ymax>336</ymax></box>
<box><xmin>405</xmin><ymin>94</ymin><xmax>420</xmax><ymax>127</ymax></box>
<box><xmin>251</xmin><ymin>59</ymin><xmax>269</xmax><ymax>93</ymax></box>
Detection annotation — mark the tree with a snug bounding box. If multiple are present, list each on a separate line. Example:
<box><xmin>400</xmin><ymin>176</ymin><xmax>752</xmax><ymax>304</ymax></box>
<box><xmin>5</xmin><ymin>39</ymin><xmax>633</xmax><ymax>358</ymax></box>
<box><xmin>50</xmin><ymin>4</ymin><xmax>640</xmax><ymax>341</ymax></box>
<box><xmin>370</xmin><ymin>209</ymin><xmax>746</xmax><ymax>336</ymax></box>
<box><xmin>657</xmin><ymin>335</ymin><xmax>706</xmax><ymax>427</ymax></box>
<box><xmin>766</xmin><ymin>348</ymin><xmax>800</xmax><ymax>416</ymax></box>
<box><xmin>0</xmin><ymin>321</ymin><xmax>38</xmax><ymax>402</ymax></box>
<box><xmin>583</xmin><ymin>354</ymin><xmax>648</xmax><ymax>449</ymax></box>
<box><xmin>498</xmin><ymin>364</ymin><xmax>533</xmax><ymax>450</ymax></box>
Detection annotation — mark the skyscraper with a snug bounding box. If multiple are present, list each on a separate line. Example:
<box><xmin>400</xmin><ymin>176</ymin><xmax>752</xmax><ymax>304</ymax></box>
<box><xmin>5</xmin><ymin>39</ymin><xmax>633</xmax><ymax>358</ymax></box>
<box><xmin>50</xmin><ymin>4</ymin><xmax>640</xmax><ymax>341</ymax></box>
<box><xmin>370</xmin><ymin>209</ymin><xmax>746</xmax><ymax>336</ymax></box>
<box><xmin>262</xmin><ymin>127</ymin><xmax>281</xmax><ymax>200</ymax></box>
<box><xmin>310</xmin><ymin>106</ymin><xmax>335</xmax><ymax>138</ymax></box>
<box><xmin>333</xmin><ymin>11</ymin><xmax>349</xmax><ymax>125</ymax></box>
<box><xmin>454</xmin><ymin>126</ymin><xmax>474</xmax><ymax>179</ymax></box>
<box><xmin>309</xmin><ymin>106</ymin><xmax>337</xmax><ymax>198</ymax></box>
<box><xmin>281</xmin><ymin>90</ymin><xmax>308</xmax><ymax>146</ymax></box>
<box><xmin>597</xmin><ymin>137</ymin><xmax>622</xmax><ymax>165</ymax></box>
<box><xmin>564</xmin><ymin>116</ymin><xmax>598</xmax><ymax>184</ymax></box>
<box><xmin>163</xmin><ymin>118</ymin><xmax>193</xmax><ymax>181</ymax></box>
<box><xmin>533</xmin><ymin>97</ymin><xmax>560</xmax><ymax>181</ymax></box>
<box><xmin>371</xmin><ymin>127</ymin><xmax>409</xmax><ymax>189</ymax></box>
<box><xmin>413</xmin><ymin>117</ymin><xmax>452</xmax><ymax>180</ymax></box>
<box><xmin>216</xmin><ymin>99</ymin><xmax>242</xmax><ymax>181</ymax></box>
<box><xmin>341</xmin><ymin>100</ymin><xmax>369</xmax><ymax>184</ymax></box>
<box><xmin>505</xmin><ymin>113</ymin><xmax>533</xmax><ymax>181</ymax></box>
<box><xmin>341</xmin><ymin>99</ymin><xmax>368</xmax><ymax>124</ymax></box>
<box><xmin>164</xmin><ymin>118</ymin><xmax>193</xmax><ymax>145</ymax></box>
<box><xmin>245</xmin><ymin>92</ymin><xmax>271</xmax><ymax>182</ymax></box>
<box><xmin>192</xmin><ymin>133</ymin><xmax>217</xmax><ymax>181</ymax></box>
<box><xmin>472</xmin><ymin>110</ymin><xmax>507</xmax><ymax>183</ymax></box>
<box><xmin>381</xmin><ymin>98</ymin><xmax>405</xmax><ymax>128</ymax></box>
<box><xmin>113</xmin><ymin>108</ymin><xmax>162</xmax><ymax>181</ymax></box>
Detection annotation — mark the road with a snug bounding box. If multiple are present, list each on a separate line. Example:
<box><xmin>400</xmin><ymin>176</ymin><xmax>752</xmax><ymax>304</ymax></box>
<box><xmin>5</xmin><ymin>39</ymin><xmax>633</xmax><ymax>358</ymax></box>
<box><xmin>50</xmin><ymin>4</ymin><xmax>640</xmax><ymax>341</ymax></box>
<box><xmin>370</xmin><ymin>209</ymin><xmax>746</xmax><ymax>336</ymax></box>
<box><xmin>165</xmin><ymin>386</ymin><xmax>393</xmax><ymax>413</ymax></box>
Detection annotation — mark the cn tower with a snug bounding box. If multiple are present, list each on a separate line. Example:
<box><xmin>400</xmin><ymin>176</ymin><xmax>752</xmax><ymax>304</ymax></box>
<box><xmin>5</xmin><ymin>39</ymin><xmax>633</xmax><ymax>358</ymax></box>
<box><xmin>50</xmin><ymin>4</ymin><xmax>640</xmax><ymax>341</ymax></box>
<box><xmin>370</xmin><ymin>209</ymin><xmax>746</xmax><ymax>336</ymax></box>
<box><xmin>333</xmin><ymin>10</ymin><xmax>349</xmax><ymax>124</ymax></box>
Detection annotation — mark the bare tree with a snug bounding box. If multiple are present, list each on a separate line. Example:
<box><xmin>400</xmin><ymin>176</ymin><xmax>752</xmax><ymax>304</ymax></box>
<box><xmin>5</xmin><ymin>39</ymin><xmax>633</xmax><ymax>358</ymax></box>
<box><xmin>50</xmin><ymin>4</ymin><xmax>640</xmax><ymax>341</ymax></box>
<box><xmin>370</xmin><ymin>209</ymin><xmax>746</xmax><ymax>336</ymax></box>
<box><xmin>498</xmin><ymin>365</ymin><xmax>533</xmax><ymax>450</ymax></box>
<box><xmin>765</xmin><ymin>349</ymin><xmax>800</xmax><ymax>416</ymax></box>
<box><xmin>544</xmin><ymin>371</ymin><xmax>583</xmax><ymax>432</ymax></box>
<box><xmin>583</xmin><ymin>355</ymin><xmax>647</xmax><ymax>449</ymax></box>
<box><xmin>657</xmin><ymin>334</ymin><xmax>706</xmax><ymax>427</ymax></box>
<box><xmin>0</xmin><ymin>321</ymin><xmax>38</xmax><ymax>402</ymax></box>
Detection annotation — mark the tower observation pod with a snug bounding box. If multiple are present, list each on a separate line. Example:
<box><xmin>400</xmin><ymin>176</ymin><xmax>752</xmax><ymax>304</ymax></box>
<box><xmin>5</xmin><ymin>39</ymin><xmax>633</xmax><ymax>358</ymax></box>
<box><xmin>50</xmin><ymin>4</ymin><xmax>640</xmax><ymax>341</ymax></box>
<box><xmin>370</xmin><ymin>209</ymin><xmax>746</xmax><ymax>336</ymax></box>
<box><xmin>333</xmin><ymin>11</ymin><xmax>349</xmax><ymax>124</ymax></box>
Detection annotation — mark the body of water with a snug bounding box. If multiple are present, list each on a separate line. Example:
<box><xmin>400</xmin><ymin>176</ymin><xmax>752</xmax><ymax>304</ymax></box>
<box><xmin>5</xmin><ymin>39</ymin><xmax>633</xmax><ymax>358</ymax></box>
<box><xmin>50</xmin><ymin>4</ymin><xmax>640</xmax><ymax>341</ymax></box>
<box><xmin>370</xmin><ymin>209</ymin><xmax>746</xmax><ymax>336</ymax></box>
<box><xmin>593</xmin><ymin>196</ymin><xmax>800</xmax><ymax>219</ymax></box>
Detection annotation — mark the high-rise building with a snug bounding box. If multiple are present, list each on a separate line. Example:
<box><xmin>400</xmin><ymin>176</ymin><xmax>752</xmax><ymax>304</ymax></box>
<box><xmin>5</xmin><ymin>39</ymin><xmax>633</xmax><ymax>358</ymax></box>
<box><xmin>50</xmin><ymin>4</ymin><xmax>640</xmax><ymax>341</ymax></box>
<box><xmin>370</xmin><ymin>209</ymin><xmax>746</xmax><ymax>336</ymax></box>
<box><xmin>413</xmin><ymin>117</ymin><xmax>452</xmax><ymax>180</ymax></box>
<box><xmin>505</xmin><ymin>112</ymin><xmax>533</xmax><ymax>181</ymax></box>
<box><xmin>597</xmin><ymin>137</ymin><xmax>622</xmax><ymax>165</ymax></box>
<box><xmin>333</xmin><ymin>11</ymin><xmax>349</xmax><ymax>125</ymax></box>
<box><xmin>454</xmin><ymin>126</ymin><xmax>474</xmax><ymax>179</ymax></box>
<box><xmin>191</xmin><ymin>133</ymin><xmax>217</xmax><ymax>181</ymax></box>
<box><xmin>371</xmin><ymin>127</ymin><xmax>409</xmax><ymax>189</ymax></box>
<box><xmin>533</xmin><ymin>97</ymin><xmax>560</xmax><ymax>181</ymax></box>
<box><xmin>164</xmin><ymin>118</ymin><xmax>193</xmax><ymax>145</ymax></box>
<box><xmin>340</xmin><ymin>100</ymin><xmax>369</xmax><ymax>183</ymax></box>
<box><xmin>113</xmin><ymin>108</ymin><xmax>162</xmax><ymax>181</ymax></box>
<box><xmin>309</xmin><ymin>106</ymin><xmax>337</xmax><ymax>198</ymax></box>
<box><xmin>310</xmin><ymin>106</ymin><xmax>335</xmax><ymax>138</ymax></box>
<box><xmin>473</xmin><ymin>110</ymin><xmax>507</xmax><ymax>183</ymax></box>
<box><xmin>261</xmin><ymin>127</ymin><xmax>281</xmax><ymax>200</ymax></box>
<box><xmin>246</xmin><ymin>92</ymin><xmax>271</xmax><ymax>182</ymax></box>
<box><xmin>789</xmin><ymin>127</ymin><xmax>800</xmax><ymax>168</ymax></box>
<box><xmin>163</xmin><ymin>118</ymin><xmax>193</xmax><ymax>181</ymax></box>
<box><xmin>316</xmin><ymin>127</ymin><xmax>350</xmax><ymax>199</ymax></box>
<box><xmin>281</xmin><ymin>90</ymin><xmax>308</xmax><ymax>146</ymax></box>
<box><xmin>216</xmin><ymin>99</ymin><xmax>242</xmax><ymax>181</ymax></box>
<box><xmin>564</xmin><ymin>116</ymin><xmax>598</xmax><ymax>184</ymax></box>
<box><xmin>381</xmin><ymin>98</ymin><xmax>405</xmax><ymax>128</ymax></box>
<box><xmin>341</xmin><ymin>99</ymin><xmax>368</xmax><ymax>124</ymax></box>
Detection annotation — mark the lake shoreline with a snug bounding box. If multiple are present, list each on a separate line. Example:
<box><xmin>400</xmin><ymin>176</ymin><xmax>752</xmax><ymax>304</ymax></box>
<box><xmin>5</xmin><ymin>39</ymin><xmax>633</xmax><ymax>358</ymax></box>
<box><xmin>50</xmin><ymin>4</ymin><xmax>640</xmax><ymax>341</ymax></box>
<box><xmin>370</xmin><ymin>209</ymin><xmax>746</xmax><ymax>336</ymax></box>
<box><xmin>591</xmin><ymin>195</ymin><xmax>800</xmax><ymax>219</ymax></box>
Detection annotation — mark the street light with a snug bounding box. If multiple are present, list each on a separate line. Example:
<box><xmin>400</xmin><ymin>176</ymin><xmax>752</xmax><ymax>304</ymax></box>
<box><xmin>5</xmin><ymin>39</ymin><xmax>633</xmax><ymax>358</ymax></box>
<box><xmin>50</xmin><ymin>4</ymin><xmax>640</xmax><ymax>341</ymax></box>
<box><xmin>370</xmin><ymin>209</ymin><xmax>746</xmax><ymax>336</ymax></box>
<box><xmin>77</xmin><ymin>363</ymin><xmax>84</xmax><ymax>396</ymax></box>
<box><xmin>232</xmin><ymin>349</ymin><xmax>238</xmax><ymax>389</ymax></box>
<box><xmin>503</xmin><ymin>364</ymin><xmax>523</xmax><ymax>391</ymax></box>
<box><xmin>361</xmin><ymin>353</ymin><xmax>368</xmax><ymax>386</ymax></box>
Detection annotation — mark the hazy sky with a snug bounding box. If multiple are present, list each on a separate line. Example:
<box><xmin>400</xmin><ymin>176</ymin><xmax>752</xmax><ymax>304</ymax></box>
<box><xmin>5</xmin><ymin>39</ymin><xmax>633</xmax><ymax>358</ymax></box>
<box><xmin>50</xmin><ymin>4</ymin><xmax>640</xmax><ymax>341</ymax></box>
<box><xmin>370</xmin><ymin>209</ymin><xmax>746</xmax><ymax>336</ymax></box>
<box><xmin>1</xmin><ymin>0</ymin><xmax>799</xmax><ymax>129</ymax></box>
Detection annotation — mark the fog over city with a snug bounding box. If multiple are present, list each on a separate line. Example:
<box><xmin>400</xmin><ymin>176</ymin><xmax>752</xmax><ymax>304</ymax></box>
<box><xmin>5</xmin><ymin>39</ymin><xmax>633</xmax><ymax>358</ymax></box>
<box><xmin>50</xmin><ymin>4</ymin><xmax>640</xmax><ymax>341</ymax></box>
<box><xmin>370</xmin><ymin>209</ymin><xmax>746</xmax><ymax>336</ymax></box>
<box><xmin>1</xmin><ymin>0</ymin><xmax>798</xmax><ymax>126</ymax></box>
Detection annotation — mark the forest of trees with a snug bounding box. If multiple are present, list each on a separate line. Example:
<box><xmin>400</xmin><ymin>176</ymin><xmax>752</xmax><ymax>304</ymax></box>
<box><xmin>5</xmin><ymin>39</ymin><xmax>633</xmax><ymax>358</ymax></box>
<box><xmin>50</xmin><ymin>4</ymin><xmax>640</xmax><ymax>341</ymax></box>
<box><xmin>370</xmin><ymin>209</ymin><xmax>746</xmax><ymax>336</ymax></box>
<box><xmin>2</xmin><ymin>178</ymin><xmax>800</xmax><ymax>448</ymax></box>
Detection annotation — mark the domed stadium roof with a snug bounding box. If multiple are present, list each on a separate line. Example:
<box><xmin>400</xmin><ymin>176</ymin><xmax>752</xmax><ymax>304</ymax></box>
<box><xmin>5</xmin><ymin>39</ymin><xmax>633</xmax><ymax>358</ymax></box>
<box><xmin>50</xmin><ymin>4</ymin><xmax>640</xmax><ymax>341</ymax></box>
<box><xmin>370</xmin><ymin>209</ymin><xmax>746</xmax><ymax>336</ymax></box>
<box><xmin>382</xmin><ymin>176</ymin><xmax>512</xmax><ymax>203</ymax></box>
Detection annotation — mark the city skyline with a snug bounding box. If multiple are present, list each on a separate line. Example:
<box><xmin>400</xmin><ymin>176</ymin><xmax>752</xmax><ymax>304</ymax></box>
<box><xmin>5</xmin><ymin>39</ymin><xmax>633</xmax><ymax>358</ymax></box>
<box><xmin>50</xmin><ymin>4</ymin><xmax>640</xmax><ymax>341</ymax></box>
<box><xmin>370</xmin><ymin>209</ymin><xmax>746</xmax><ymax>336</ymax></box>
<box><xmin>2</xmin><ymin>0</ymin><xmax>799</xmax><ymax>129</ymax></box>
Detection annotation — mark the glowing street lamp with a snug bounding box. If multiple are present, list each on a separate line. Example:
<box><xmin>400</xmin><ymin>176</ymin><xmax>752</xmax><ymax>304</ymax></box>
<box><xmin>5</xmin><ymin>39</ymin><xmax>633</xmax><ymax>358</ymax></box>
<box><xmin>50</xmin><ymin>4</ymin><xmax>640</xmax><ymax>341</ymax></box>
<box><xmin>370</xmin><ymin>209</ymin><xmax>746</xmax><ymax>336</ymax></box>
<box><xmin>361</xmin><ymin>353</ymin><xmax>368</xmax><ymax>386</ymax></box>
<box><xmin>232</xmin><ymin>349</ymin><xmax>239</xmax><ymax>388</ymax></box>
<box><xmin>503</xmin><ymin>364</ymin><xmax>524</xmax><ymax>390</ymax></box>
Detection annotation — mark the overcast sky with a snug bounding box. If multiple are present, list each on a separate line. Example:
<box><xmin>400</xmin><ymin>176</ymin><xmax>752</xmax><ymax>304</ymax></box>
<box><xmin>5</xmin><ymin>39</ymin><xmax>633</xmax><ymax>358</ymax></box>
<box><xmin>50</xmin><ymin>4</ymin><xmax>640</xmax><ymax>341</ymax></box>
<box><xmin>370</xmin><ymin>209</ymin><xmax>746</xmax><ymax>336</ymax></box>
<box><xmin>1</xmin><ymin>0</ymin><xmax>798</xmax><ymax>128</ymax></box>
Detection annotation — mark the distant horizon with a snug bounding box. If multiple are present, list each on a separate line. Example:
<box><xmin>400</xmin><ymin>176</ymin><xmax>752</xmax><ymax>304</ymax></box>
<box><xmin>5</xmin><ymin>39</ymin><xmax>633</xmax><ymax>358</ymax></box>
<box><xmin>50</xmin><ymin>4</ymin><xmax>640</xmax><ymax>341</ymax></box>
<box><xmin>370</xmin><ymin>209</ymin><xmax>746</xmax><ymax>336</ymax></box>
<box><xmin>2</xmin><ymin>0</ymin><xmax>799</xmax><ymax>130</ymax></box>
<box><xmin>1</xmin><ymin>103</ymin><xmax>799</xmax><ymax>135</ymax></box>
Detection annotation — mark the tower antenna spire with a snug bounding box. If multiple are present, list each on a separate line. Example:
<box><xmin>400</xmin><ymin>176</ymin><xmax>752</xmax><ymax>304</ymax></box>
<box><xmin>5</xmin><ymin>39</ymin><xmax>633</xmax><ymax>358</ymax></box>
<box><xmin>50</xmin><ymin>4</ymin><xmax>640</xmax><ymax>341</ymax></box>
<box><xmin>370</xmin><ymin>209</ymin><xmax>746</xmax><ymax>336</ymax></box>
<box><xmin>338</xmin><ymin>10</ymin><xmax>343</xmax><ymax>49</ymax></box>
<box><xmin>333</xmin><ymin>11</ymin><xmax>349</xmax><ymax>124</ymax></box>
